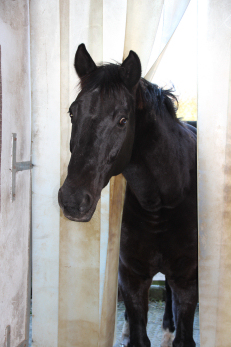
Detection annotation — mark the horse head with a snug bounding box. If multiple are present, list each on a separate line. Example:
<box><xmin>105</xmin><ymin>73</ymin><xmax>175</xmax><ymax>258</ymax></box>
<box><xmin>58</xmin><ymin>44</ymin><xmax>141</xmax><ymax>222</ymax></box>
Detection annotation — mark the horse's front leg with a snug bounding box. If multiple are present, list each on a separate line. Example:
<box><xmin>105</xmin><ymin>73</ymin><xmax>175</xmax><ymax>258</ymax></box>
<box><xmin>119</xmin><ymin>260</ymin><xmax>152</xmax><ymax>347</ymax></box>
<box><xmin>169</xmin><ymin>279</ymin><xmax>198</xmax><ymax>347</ymax></box>
<box><xmin>161</xmin><ymin>279</ymin><xmax>175</xmax><ymax>347</ymax></box>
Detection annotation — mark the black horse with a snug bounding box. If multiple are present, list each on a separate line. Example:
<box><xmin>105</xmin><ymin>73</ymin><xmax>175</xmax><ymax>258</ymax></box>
<box><xmin>58</xmin><ymin>44</ymin><xmax>198</xmax><ymax>347</ymax></box>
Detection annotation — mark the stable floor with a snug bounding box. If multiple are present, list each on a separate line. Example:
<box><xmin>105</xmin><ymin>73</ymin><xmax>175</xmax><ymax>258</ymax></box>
<box><xmin>114</xmin><ymin>301</ymin><xmax>200</xmax><ymax>347</ymax></box>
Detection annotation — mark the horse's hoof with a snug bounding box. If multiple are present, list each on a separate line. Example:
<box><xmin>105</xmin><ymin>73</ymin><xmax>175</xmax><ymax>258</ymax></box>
<box><xmin>120</xmin><ymin>337</ymin><xmax>130</xmax><ymax>347</ymax></box>
<box><xmin>161</xmin><ymin>328</ymin><xmax>174</xmax><ymax>347</ymax></box>
<box><xmin>121</xmin><ymin>320</ymin><xmax>130</xmax><ymax>346</ymax></box>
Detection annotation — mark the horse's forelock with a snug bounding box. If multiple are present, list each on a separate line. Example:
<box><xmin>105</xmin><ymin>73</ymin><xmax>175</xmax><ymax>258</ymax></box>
<box><xmin>79</xmin><ymin>63</ymin><xmax>128</xmax><ymax>96</ymax></box>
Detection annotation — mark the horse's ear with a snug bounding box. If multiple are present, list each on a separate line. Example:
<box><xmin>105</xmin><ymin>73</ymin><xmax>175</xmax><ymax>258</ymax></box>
<box><xmin>119</xmin><ymin>51</ymin><xmax>141</xmax><ymax>90</ymax></box>
<box><xmin>74</xmin><ymin>43</ymin><xmax>97</xmax><ymax>78</ymax></box>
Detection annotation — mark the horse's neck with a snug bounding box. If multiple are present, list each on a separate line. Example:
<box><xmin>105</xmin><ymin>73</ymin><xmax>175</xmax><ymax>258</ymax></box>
<box><xmin>123</xmin><ymin>111</ymin><xmax>197</xmax><ymax>211</ymax></box>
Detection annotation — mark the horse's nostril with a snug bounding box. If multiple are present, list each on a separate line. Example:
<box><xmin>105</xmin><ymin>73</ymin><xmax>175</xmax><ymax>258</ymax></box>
<box><xmin>79</xmin><ymin>193</ymin><xmax>92</xmax><ymax>213</ymax></box>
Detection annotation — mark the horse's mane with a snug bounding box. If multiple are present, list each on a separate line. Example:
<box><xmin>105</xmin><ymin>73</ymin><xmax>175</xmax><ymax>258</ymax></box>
<box><xmin>78</xmin><ymin>63</ymin><xmax>178</xmax><ymax>121</ymax></box>
<box><xmin>136</xmin><ymin>78</ymin><xmax>178</xmax><ymax>121</ymax></box>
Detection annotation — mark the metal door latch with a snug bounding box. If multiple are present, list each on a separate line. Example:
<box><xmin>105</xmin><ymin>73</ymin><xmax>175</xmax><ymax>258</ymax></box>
<box><xmin>11</xmin><ymin>133</ymin><xmax>33</xmax><ymax>201</ymax></box>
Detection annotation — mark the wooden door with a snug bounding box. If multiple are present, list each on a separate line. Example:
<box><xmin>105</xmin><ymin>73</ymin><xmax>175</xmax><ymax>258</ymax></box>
<box><xmin>0</xmin><ymin>1</ymin><xmax>32</xmax><ymax>346</ymax></box>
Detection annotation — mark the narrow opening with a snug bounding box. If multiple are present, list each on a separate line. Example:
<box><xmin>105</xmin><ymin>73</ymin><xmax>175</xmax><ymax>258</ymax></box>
<box><xmin>114</xmin><ymin>0</ymin><xmax>199</xmax><ymax>345</ymax></box>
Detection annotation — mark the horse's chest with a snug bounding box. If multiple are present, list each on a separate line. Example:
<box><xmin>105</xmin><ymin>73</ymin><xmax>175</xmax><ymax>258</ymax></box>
<box><xmin>120</xmin><ymin>201</ymin><xmax>197</xmax><ymax>277</ymax></box>
<box><xmin>120</xmin><ymin>213</ymin><xmax>168</xmax><ymax>276</ymax></box>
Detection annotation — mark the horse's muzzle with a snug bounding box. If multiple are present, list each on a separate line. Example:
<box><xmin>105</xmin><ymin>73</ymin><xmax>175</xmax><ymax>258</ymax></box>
<box><xmin>58</xmin><ymin>185</ymin><xmax>95</xmax><ymax>222</ymax></box>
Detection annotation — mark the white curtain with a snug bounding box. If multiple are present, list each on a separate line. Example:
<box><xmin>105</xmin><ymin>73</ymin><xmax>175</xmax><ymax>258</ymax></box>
<box><xmin>198</xmin><ymin>1</ymin><xmax>231</xmax><ymax>346</ymax></box>
<box><xmin>31</xmin><ymin>1</ymin><xmax>191</xmax><ymax>346</ymax></box>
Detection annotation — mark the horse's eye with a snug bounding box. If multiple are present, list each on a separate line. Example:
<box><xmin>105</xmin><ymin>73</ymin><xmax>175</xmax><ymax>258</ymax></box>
<box><xmin>118</xmin><ymin>117</ymin><xmax>127</xmax><ymax>127</ymax></box>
